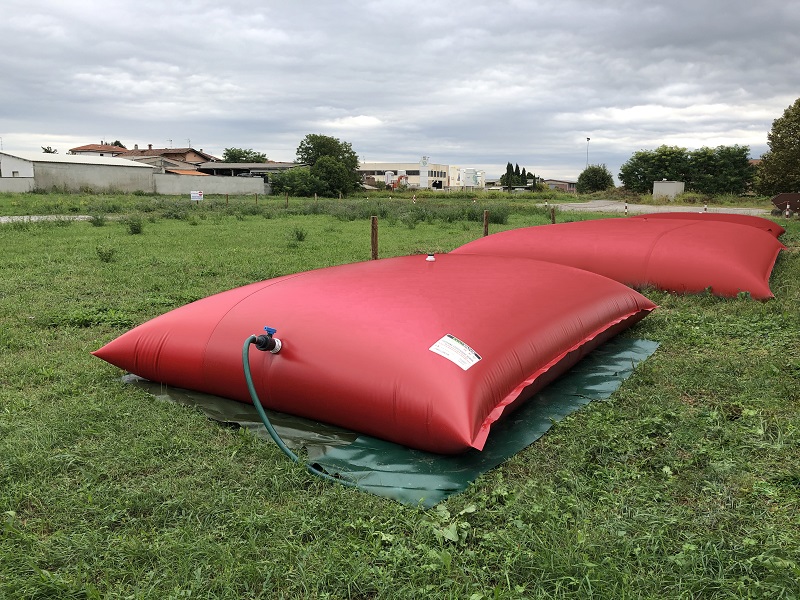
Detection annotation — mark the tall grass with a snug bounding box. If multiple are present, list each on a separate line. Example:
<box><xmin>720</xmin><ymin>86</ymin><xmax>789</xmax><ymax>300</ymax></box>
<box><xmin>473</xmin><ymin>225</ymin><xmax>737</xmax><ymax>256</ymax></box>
<box><xmin>0</xmin><ymin>195</ymin><xmax>798</xmax><ymax>598</ymax></box>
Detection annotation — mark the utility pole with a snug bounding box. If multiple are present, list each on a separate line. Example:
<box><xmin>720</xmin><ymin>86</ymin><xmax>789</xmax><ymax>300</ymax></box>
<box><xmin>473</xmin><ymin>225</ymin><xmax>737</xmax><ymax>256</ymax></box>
<box><xmin>586</xmin><ymin>137</ymin><xmax>590</xmax><ymax>169</ymax></box>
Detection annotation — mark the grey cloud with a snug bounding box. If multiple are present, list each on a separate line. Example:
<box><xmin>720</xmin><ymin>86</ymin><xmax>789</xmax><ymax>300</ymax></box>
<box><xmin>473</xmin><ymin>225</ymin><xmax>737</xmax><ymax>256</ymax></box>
<box><xmin>1</xmin><ymin>0</ymin><xmax>797</xmax><ymax>179</ymax></box>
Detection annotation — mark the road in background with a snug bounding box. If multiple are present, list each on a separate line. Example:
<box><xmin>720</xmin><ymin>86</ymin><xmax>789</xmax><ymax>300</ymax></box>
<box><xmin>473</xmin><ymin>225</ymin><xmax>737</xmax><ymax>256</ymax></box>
<box><xmin>545</xmin><ymin>199</ymin><xmax>769</xmax><ymax>215</ymax></box>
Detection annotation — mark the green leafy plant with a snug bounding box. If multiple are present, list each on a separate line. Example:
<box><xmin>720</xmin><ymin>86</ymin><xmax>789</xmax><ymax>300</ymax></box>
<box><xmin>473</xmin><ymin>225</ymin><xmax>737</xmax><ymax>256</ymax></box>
<box><xmin>88</xmin><ymin>214</ymin><xmax>107</xmax><ymax>227</ymax></box>
<box><xmin>95</xmin><ymin>244</ymin><xmax>116</xmax><ymax>263</ymax></box>
<box><xmin>124</xmin><ymin>214</ymin><xmax>144</xmax><ymax>234</ymax></box>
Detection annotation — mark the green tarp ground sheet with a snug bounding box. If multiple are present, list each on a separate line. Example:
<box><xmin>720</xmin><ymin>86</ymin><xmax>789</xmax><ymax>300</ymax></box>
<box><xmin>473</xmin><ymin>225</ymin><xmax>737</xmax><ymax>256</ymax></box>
<box><xmin>128</xmin><ymin>337</ymin><xmax>658</xmax><ymax>508</ymax></box>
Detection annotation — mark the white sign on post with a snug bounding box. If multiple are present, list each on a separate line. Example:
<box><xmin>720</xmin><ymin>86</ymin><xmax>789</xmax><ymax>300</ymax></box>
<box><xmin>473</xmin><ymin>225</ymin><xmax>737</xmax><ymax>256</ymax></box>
<box><xmin>190</xmin><ymin>190</ymin><xmax>203</xmax><ymax>202</ymax></box>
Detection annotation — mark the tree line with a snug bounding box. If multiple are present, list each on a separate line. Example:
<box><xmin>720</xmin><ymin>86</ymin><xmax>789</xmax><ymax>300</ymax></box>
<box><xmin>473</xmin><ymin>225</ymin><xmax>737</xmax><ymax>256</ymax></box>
<box><xmin>499</xmin><ymin>162</ymin><xmax>538</xmax><ymax>188</ymax></box>
<box><xmin>618</xmin><ymin>145</ymin><xmax>754</xmax><ymax>196</ymax></box>
<box><xmin>612</xmin><ymin>97</ymin><xmax>800</xmax><ymax>196</ymax></box>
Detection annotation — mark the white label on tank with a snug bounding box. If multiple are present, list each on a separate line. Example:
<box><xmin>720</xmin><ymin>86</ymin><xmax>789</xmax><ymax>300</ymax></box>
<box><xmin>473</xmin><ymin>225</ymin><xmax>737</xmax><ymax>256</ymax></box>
<box><xmin>429</xmin><ymin>334</ymin><xmax>482</xmax><ymax>371</ymax></box>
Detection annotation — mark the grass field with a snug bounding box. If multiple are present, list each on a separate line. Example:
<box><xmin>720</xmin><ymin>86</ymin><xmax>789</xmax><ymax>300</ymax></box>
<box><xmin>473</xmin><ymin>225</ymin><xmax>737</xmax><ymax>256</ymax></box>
<box><xmin>1</xmin><ymin>193</ymin><xmax>798</xmax><ymax>598</ymax></box>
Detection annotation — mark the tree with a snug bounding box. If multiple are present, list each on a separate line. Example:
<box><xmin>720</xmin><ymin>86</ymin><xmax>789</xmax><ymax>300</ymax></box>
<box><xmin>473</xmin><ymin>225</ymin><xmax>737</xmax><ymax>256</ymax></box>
<box><xmin>311</xmin><ymin>156</ymin><xmax>351</xmax><ymax>197</ymax></box>
<box><xmin>577</xmin><ymin>164</ymin><xmax>615</xmax><ymax>194</ymax></box>
<box><xmin>757</xmin><ymin>97</ymin><xmax>800</xmax><ymax>195</ymax></box>
<box><xmin>41</xmin><ymin>146</ymin><xmax>57</xmax><ymax>153</ymax></box>
<box><xmin>111</xmin><ymin>140</ymin><xmax>126</xmax><ymax>149</ymax></box>
<box><xmin>619</xmin><ymin>145</ymin><xmax>690</xmax><ymax>193</ymax></box>
<box><xmin>688</xmin><ymin>145</ymin><xmax>753</xmax><ymax>196</ymax></box>
<box><xmin>223</xmin><ymin>147</ymin><xmax>268</xmax><ymax>163</ymax></box>
<box><xmin>295</xmin><ymin>134</ymin><xmax>360</xmax><ymax>195</ymax></box>
<box><xmin>500</xmin><ymin>161</ymin><xmax>539</xmax><ymax>189</ymax></box>
<box><xmin>503</xmin><ymin>162</ymin><xmax>514</xmax><ymax>191</ymax></box>
<box><xmin>270</xmin><ymin>167</ymin><xmax>324</xmax><ymax>197</ymax></box>
<box><xmin>686</xmin><ymin>146</ymin><xmax>716</xmax><ymax>196</ymax></box>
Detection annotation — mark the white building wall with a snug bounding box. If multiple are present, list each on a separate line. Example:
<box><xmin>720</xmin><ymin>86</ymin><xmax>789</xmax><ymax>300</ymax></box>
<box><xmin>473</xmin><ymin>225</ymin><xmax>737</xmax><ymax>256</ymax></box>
<box><xmin>445</xmin><ymin>165</ymin><xmax>485</xmax><ymax>189</ymax></box>
<box><xmin>0</xmin><ymin>178</ymin><xmax>35</xmax><ymax>192</ymax></box>
<box><xmin>154</xmin><ymin>174</ymin><xmax>266</xmax><ymax>195</ymax></box>
<box><xmin>34</xmin><ymin>163</ymin><xmax>155</xmax><ymax>193</ymax></box>
<box><xmin>447</xmin><ymin>165</ymin><xmax>461</xmax><ymax>188</ymax></box>
<box><xmin>359</xmin><ymin>161</ymin><xmax>450</xmax><ymax>189</ymax></box>
<box><xmin>71</xmin><ymin>150</ymin><xmax>123</xmax><ymax>157</ymax></box>
<box><xmin>0</xmin><ymin>154</ymin><xmax>35</xmax><ymax>177</ymax></box>
<box><xmin>653</xmin><ymin>180</ymin><xmax>685</xmax><ymax>199</ymax></box>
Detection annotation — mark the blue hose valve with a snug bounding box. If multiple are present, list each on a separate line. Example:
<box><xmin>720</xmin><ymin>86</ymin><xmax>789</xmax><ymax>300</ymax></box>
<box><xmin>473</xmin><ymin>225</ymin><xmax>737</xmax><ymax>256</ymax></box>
<box><xmin>254</xmin><ymin>326</ymin><xmax>282</xmax><ymax>353</ymax></box>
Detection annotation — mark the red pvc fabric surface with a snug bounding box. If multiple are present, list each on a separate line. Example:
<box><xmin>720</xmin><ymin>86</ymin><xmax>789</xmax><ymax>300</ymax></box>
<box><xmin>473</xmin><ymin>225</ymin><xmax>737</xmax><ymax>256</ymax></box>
<box><xmin>631</xmin><ymin>212</ymin><xmax>785</xmax><ymax>238</ymax></box>
<box><xmin>93</xmin><ymin>254</ymin><xmax>655</xmax><ymax>454</ymax></box>
<box><xmin>451</xmin><ymin>219</ymin><xmax>785</xmax><ymax>300</ymax></box>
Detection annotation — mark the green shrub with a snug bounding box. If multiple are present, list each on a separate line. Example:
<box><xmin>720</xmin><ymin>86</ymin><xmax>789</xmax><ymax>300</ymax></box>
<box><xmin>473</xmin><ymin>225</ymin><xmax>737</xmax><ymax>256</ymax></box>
<box><xmin>88</xmin><ymin>214</ymin><xmax>107</xmax><ymax>227</ymax></box>
<box><xmin>95</xmin><ymin>244</ymin><xmax>116</xmax><ymax>263</ymax></box>
<box><xmin>125</xmin><ymin>214</ymin><xmax>144</xmax><ymax>234</ymax></box>
<box><xmin>161</xmin><ymin>202</ymin><xmax>190</xmax><ymax>220</ymax></box>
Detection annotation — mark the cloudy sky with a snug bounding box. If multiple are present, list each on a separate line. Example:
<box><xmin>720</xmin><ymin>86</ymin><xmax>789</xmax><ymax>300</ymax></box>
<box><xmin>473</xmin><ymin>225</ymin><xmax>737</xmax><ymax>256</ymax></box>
<box><xmin>1</xmin><ymin>1</ymin><xmax>798</xmax><ymax>181</ymax></box>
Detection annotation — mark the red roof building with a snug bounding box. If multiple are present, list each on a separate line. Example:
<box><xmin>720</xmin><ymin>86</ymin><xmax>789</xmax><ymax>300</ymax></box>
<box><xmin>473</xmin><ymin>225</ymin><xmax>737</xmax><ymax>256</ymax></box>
<box><xmin>68</xmin><ymin>144</ymin><xmax>128</xmax><ymax>157</ymax></box>
<box><xmin>116</xmin><ymin>144</ymin><xmax>219</xmax><ymax>165</ymax></box>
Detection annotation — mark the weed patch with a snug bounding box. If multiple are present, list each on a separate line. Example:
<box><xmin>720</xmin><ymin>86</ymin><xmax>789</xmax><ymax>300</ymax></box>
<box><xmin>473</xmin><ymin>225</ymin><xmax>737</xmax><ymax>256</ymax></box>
<box><xmin>95</xmin><ymin>244</ymin><xmax>116</xmax><ymax>263</ymax></box>
<box><xmin>123</xmin><ymin>214</ymin><xmax>144</xmax><ymax>234</ymax></box>
<box><xmin>88</xmin><ymin>214</ymin><xmax>107</xmax><ymax>227</ymax></box>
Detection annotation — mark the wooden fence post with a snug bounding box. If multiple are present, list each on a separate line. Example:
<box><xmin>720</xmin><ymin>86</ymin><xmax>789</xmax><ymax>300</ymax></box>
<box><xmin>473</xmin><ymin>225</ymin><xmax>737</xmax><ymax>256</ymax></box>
<box><xmin>371</xmin><ymin>216</ymin><xmax>379</xmax><ymax>260</ymax></box>
<box><xmin>483</xmin><ymin>210</ymin><xmax>489</xmax><ymax>237</ymax></box>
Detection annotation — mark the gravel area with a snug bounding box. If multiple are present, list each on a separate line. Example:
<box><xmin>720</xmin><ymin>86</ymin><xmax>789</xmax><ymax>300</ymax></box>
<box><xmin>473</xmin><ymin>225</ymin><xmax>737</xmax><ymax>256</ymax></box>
<box><xmin>543</xmin><ymin>199</ymin><xmax>769</xmax><ymax>215</ymax></box>
<box><xmin>0</xmin><ymin>214</ymin><xmax>92</xmax><ymax>224</ymax></box>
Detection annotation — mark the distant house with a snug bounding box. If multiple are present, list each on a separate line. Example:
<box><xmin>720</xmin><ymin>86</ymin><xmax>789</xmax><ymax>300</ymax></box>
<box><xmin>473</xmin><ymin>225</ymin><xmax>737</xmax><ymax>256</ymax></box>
<box><xmin>116</xmin><ymin>144</ymin><xmax>219</xmax><ymax>165</ymax></box>
<box><xmin>68</xmin><ymin>143</ymin><xmax>128</xmax><ymax>157</ymax></box>
<box><xmin>123</xmin><ymin>155</ymin><xmax>209</xmax><ymax>175</ymax></box>
<box><xmin>543</xmin><ymin>179</ymin><xmax>577</xmax><ymax>193</ymax></box>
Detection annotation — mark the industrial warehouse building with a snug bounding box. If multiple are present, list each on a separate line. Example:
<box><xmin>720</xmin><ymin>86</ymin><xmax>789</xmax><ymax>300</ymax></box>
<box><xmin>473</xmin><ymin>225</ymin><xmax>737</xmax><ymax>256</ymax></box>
<box><xmin>0</xmin><ymin>152</ymin><xmax>154</xmax><ymax>193</ymax></box>
<box><xmin>359</xmin><ymin>157</ymin><xmax>485</xmax><ymax>190</ymax></box>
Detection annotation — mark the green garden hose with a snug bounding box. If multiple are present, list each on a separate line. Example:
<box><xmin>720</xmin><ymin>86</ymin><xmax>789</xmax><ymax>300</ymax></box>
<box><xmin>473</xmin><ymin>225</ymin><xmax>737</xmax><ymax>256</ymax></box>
<box><xmin>241</xmin><ymin>335</ymin><xmax>356</xmax><ymax>488</ymax></box>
